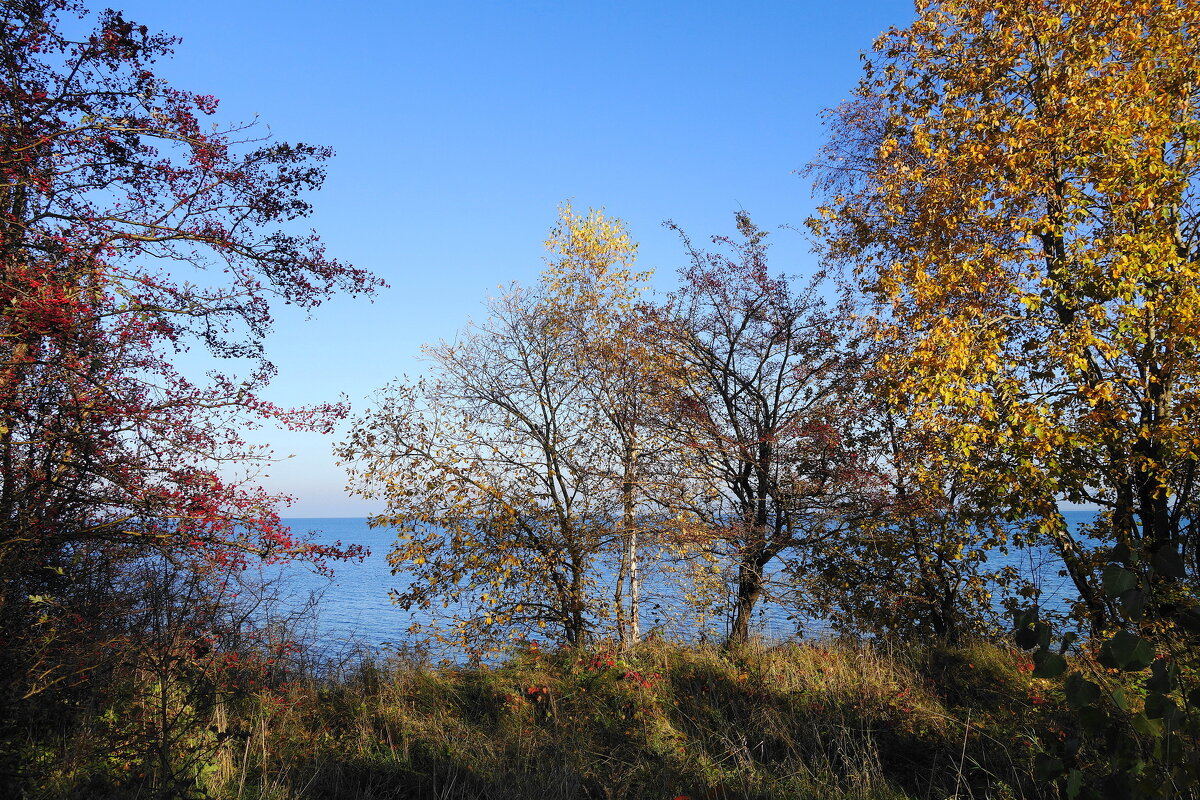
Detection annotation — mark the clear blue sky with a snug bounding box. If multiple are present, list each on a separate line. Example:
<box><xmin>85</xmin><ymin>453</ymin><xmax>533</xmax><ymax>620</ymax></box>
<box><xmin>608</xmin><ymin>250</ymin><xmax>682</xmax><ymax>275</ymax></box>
<box><xmin>110</xmin><ymin>0</ymin><xmax>916</xmax><ymax>516</ymax></box>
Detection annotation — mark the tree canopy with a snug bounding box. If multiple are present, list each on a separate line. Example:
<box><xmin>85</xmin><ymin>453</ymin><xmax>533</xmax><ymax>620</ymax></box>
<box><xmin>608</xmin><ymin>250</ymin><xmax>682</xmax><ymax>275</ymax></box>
<box><xmin>339</xmin><ymin>208</ymin><xmax>648</xmax><ymax>653</ymax></box>
<box><xmin>0</xmin><ymin>0</ymin><xmax>379</xmax><ymax>573</ymax></box>
<box><xmin>810</xmin><ymin>0</ymin><xmax>1200</xmax><ymax>635</ymax></box>
<box><xmin>0</xmin><ymin>0</ymin><xmax>377</xmax><ymax>746</ymax></box>
<box><xmin>809</xmin><ymin>2</ymin><xmax>1200</xmax><ymax>790</ymax></box>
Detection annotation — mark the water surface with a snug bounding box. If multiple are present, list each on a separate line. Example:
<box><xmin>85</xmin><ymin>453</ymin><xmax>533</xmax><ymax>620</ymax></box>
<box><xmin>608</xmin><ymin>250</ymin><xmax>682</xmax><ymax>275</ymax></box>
<box><xmin>267</xmin><ymin>511</ymin><xmax>1098</xmax><ymax>655</ymax></box>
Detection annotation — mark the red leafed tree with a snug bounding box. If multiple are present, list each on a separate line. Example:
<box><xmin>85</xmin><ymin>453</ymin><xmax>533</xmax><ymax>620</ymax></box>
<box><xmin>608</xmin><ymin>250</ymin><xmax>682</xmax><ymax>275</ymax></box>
<box><xmin>654</xmin><ymin>214</ymin><xmax>876</xmax><ymax>643</ymax></box>
<box><xmin>0</xmin><ymin>0</ymin><xmax>378</xmax><ymax>702</ymax></box>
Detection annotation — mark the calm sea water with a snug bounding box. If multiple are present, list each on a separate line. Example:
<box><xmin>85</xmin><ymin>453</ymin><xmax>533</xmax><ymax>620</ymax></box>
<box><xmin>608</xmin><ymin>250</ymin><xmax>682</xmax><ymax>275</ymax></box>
<box><xmin>264</xmin><ymin>510</ymin><xmax>1098</xmax><ymax>654</ymax></box>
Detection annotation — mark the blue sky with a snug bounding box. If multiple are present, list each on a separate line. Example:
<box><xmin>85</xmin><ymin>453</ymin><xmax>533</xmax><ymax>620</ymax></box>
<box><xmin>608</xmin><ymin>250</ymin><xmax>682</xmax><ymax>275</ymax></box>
<box><xmin>110</xmin><ymin>0</ymin><xmax>916</xmax><ymax>516</ymax></box>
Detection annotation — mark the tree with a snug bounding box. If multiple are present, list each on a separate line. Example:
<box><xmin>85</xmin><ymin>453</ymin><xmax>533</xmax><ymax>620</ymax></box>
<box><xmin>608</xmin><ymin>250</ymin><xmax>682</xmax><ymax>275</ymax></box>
<box><xmin>0</xmin><ymin>0</ymin><xmax>377</xmax><ymax>781</ymax></box>
<box><xmin>339</xmin><ymin>207</ymin><xmax>659</xmax><ymax>654</ymax></box>
<box><xmin>810</xmin><ymin>2</ymin><xmax>1200</xmax><ymax>791</ymax></box>
<box><xmin>540</xmin><ymin>204</ymin><xmax>657</xmax><ymax>650</ymax></box>
<box><xmin>810</xmin><ymin>0</ymin><xmax>1200</xmax><ymax>638</ymax></box>
<box><xmin>807</xmin><ymin>387</ymin><xmax>1023</xmax><ymax>642</ymax></box>
<box><xmin>654</xmin><ymin>214</ymin><xmax>869</xmax><ymax>644</ymax></box>
<box><xmin>0</xmin><ymin>0</ymin><xmax>376</xmax><ymax>568</ymax></box>
<box><xmin>339</xmin><ymin>288</ymin><xmax>608</xmax><ymax>652</ymax></box>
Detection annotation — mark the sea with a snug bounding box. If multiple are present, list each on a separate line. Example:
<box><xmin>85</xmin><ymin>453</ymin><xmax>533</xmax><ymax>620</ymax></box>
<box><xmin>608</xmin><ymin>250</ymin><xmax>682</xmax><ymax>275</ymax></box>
<box><xmin>256</xmin><ymin>510</ymin><xmax>1098</xmax><ymax>658</ymax></box>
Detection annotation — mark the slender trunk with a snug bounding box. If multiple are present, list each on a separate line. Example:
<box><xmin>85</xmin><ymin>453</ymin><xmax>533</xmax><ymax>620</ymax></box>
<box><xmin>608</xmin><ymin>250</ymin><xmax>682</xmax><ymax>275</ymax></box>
<box><xmin>729</xmin><ymin>466</ymin><xmax>772</xmax><ymax>644</ymax></box>
<box><xmin>157</xmin><ymin>660</ymin><xmax>174</xmax><ymax>795</ymax></box>
<box><xmin>1051</xmin><ymin>526</ymin><xmax>1109</xmax><ymax>635</ymax></box>
<box><xmin>623</xmin><ymin>448</ymin><xmax>640</xmax><ymax>646</ymax></box>
<box><xmin>728</xmin><ymin>569</ymin><xmax>763</xmax><ymax>644</ymax></box>
<box><xmin>567</xmin><ymin>551</ymin><xmax>587</xmax><ymax>646</ymax></box>
<box><xmin>629</xmin><ymin>523</ymin><xmax>640</xmax><ymax>643</ymax></box>
<box><xmin>614</xmin><ymin>543</ymin><xmax>628</xmax><ymax>651</ymax></box>
<box><xmin>935</xmin><ymin>577</ymin><xmax>955</xmax><ymax>643</ymax></box>
<box><xmin>614</xmin><ymin>438</ymin><xmax>640</xmax><ymax>652</ymax></box>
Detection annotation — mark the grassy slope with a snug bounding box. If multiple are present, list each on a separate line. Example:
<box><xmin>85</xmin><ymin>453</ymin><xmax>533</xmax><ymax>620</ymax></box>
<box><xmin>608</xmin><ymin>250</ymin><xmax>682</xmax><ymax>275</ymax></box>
<box><xmin>187</xmin><ymin>639</ymin><xmax>1061</xmax><ymax>800</ymax></box>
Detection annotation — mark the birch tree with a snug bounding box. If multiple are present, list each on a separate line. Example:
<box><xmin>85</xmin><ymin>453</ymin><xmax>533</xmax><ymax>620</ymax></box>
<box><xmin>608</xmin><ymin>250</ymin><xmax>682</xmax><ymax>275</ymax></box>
<box><xmin>540</xmin><ymin>205</ymin><xmax>657</xmax><ymax>650</ymax></box>
<box><xmin>340</xmin><ymin>207</ymin><xmax>653</xmax><ymax>653</ymax></box>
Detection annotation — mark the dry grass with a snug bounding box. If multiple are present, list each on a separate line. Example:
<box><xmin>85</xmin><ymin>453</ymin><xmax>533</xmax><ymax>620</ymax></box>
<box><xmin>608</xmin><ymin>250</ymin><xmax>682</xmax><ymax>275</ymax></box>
<box><xmin>179</xmin><ymin>637</ymin><xmax>1052</xmax><ymax>800</ymax></box>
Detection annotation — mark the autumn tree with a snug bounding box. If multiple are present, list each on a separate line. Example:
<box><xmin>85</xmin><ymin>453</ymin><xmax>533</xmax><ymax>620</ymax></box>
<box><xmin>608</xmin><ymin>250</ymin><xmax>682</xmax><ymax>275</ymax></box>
<box><xmin>539</xmin><ymin>205</ymin><xmax>659</xmax><ymax>650</ymax></box>
<box><xmin>342</xmin><ymin>297</ymin><xmax>593</xmax><ymax>649</ymax></box>
<box><xmin>0</xmin><ymin>0</ymin><xmax>377</xmax><ymax>787</ymax></box>
<box><xmin>654</xmin><ymin>214</ymin><xmax>870</xmax><ymax>644</ymax></box>
<box><xmin>811</xmin><ymin>2</ymin><xmax>1200</xmax><ymax>791</ymax></box>
<box><xmin>810</xmin><ymin>0</ymin><xmax>1200</xmax><ymax>638</ymax></box>
<box><xmin>807</xmin><ymin>385</ymin><xmax>1027</xmax><ymax>642</ymax></box>
<box><xmin>340</xmin><ymin>207</ymin><xmax>663</xmax><ymax>654</ymax></box>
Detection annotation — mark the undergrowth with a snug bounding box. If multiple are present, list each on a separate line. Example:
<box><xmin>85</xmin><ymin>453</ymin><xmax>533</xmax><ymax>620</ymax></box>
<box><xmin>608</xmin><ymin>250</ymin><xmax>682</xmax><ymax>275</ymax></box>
<box><xmin>16</xmin><ymin>637</ymin><xmax>1129</xmax><ymax>799</ymax></box>
<box><xmin>181</xmin><ymin>638</ymin><xmax>1064</xmax><ymax>799</ymax></box>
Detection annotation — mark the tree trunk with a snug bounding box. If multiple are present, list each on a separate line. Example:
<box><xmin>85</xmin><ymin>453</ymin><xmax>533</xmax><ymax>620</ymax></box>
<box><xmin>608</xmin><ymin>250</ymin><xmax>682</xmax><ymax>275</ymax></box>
<box><xmin>615</xmin><ymin>446</ymin><xmax>640</xmax><ymax>652</ymax></box>
<box><xmin>728</xmin><ymin>559</ymin><xmax>764</xmax><ymax>644</ymax></box>
<box><xmin>567</xmin><ymin>552</ymin><xmax>588</xmax><ymax>646</ymax></box>
<box><xmin>623</xmin><ymin>451</ymin><xmax>641</xmax><ymax>647</ymax></box>
<box><xmin>629</xmin><ymin>524</ymin><xmax>640</xmax><ymax>643</ymax></box>
<box><xmin>614</xmin><ymin>538</ymin><xmax>628</xmax><ymax>651</ymax></box>
<box><xmin>1050</xmin><ymin>527</ymin><xmax>1109</xmax><ymax>635</ymax></box>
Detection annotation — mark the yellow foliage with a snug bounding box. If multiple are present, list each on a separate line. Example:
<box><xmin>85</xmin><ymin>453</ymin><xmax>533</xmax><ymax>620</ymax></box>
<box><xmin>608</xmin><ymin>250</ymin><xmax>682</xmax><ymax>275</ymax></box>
<box><xmin>810</xmin><ymin>0</ymin><xmax>1200</xmax><ymax>629</ymax></box>
<box><xmin>338</xmin><ymin>204</ymin><xmax>660</xmax><ymax>654</ymax></box>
